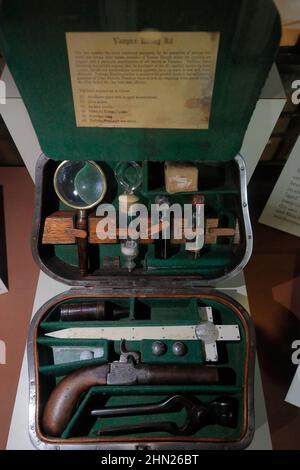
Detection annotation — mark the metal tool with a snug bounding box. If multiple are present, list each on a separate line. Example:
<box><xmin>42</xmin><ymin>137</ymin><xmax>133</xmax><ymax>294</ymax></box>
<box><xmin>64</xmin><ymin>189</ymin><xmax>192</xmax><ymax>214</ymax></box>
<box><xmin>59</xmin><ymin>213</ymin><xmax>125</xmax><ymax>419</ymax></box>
<box><xmin>197</xmin><ymin>306</ymin><xmax>241</xmax><ymax>362</ymax></box>
<box><xmin>92</xmin><ymin>395</ymin><xmax>236</xmax><ymax>436</ymax></box>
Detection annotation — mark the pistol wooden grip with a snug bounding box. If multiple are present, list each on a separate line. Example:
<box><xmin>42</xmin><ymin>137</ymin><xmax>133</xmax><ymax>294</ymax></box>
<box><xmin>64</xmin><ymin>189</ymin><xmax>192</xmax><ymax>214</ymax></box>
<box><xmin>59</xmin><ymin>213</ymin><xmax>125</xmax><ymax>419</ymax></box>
<box><xmin>42</xmin><ymin>364</ymin><xmax>109</xmax><ymax>437</ymax></box>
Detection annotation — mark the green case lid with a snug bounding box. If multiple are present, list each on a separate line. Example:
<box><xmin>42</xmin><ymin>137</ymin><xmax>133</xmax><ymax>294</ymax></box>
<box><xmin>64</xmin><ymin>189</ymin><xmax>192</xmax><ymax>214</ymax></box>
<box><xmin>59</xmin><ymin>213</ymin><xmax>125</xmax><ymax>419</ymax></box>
<box><xmin>0</xmin><ymin>0</ymin><xmax>280</xmax><ymax>162</ymax></box>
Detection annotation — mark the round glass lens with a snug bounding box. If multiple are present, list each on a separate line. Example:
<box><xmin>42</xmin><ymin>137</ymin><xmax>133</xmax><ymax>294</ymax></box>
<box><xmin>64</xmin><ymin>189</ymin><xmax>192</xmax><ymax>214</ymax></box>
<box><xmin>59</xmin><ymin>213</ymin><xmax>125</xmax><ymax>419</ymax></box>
<box><xmin>55</xmin><ymin>161</ymin><xmax>106</xmax><ymax>209</ymax></box>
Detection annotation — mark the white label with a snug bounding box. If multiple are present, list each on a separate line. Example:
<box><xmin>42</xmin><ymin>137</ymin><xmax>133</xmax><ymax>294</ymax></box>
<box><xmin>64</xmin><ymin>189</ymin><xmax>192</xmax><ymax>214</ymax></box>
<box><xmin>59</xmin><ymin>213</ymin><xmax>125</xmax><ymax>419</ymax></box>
<box><xmin>260</xmin><ymin>136</ymin><xmax>300</xmax><ymax>237</ymax></box>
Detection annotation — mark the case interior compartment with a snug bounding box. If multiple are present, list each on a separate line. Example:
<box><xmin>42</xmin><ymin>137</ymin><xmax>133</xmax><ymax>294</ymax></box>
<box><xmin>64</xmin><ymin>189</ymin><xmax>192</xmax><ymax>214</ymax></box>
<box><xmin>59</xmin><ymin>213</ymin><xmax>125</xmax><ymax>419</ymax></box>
<box><xmin>31</xmin><ymin>293</ymin><xmax>253</xmax><ymax>446</ymax></box>
<box><xmin>34</xmin><ymin>155</ymin><xmax>249</xmax><ymax>284</ymax></box>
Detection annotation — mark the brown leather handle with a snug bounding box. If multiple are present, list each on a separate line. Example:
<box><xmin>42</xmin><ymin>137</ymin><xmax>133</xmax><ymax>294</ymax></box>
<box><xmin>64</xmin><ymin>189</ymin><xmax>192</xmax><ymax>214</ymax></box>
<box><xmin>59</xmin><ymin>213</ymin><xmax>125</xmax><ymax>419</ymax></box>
<box><xmin>42</xmin><ymin>364</ymin><xmax>109</xmax><ymax>437</ymax></box>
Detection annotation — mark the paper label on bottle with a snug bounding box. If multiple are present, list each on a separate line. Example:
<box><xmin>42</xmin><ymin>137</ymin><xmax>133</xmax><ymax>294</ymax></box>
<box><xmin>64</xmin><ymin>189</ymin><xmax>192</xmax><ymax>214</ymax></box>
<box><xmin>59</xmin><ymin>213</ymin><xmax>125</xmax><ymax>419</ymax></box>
<box><xmin>66</xmin><ymin>31</ymin><xmax>219</xmax><ymax>129</ymax></box>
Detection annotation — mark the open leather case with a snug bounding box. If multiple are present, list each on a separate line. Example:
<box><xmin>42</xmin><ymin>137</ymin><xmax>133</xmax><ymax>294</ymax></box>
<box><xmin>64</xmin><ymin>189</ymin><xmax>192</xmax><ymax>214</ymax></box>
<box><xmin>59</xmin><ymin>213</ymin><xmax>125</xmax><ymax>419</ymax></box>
<box><xmin>0</xmin><ymin>0</ymin><xmax>280</xmax><ymax>450</ymax></box>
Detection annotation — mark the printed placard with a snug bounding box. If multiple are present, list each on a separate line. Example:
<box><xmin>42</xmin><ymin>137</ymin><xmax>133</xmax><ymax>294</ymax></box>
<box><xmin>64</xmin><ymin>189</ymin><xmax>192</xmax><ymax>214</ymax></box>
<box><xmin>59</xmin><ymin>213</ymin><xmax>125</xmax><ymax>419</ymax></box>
<box><xmin>259</xmin><ymin>136</ymin><xmax>300</xmax><ymax>237</ymax></box>
<box><xmin>66</xmin><ymin>31</ymin><xmax>219</xmax><ymax>129</ymax></box>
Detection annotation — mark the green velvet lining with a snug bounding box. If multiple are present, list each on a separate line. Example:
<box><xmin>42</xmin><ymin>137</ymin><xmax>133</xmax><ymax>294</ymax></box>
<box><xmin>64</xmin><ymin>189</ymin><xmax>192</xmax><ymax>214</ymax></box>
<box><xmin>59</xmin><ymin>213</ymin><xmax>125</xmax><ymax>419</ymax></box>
<box><xmin>36</xmin><ymin>295</ymin><xmax>248</xmax><ymax>441</ymax></box>
<box><xmin>50</xmin><ymin>159</ymin><xmax>243</xmax><ymax>275</ymax></box>
<box><xmin>63</xmin><ymin>389</ymin><xmax>243</xmax><ymax>440</ymax></box>
<box><xmin>0</xmin><ymin>0</ymin><xmax>280</xmax><ymax>162</ymax></box>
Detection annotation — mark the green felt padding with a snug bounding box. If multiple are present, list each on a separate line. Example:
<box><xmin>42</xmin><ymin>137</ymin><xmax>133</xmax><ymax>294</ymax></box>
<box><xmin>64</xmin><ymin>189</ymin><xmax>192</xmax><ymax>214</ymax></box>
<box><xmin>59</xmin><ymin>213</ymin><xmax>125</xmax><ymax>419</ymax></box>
<box><xmin>134</xmin><ymin>298</ymin><xmax>197</xmax><ymax>322</ymax></box>
<box><xmin>61</xmin><ymin>388</ymin><xmax>243</xmax><ymax>440</ymax></box>
<box><xmin>55</xmin><ymin>245</ymin><xmax>78</xmax><ymax>268</ymax></box>
<box><xmin>37</xmin><ymin>295</ymin><xmax>248</xmax><ymax>440</ymax></box>
<box><xmin>145</xmin><ymin>244</ymin><xmax>233</xmax><ymax>269</ymax></box>
<box><xmin>54</xmin><ymin>235</ymin><xmax>239</xmax><ymax>270</ymax></box>
<box><xmin>39</xmin><ymin>298</ymin><xmax>199</xmax><ymax>332</ymax></box>
<box><xmin>39</xmin><ymin>358</ymin><xmax>107</xmax><ymax>377</ymax></box>
<box><xmin>91</xmin><ymin>393</ymin><xmax>242</xmax><ymax>440</ymax></box>
<box><xmin>89</xmin><ymin>385</ymin><xmax>242</xmax><ymax>395</ymax></box>
<box><xmin>52</xmin><ymin>178</ymin><xmax>242</xmax><ymax>275</ymax></box>
<box><xmin>147</xmin><ymin>189</ymin><xmax>240</xmax><ymax>196</ymax></box>
<box><xmin>0</xmin><ymin>0</ymin><xmax>280</xmax><ymax>162</ymax></box>
<box><xmin>129</xmin><ymin>298</ymin><xmax>136</xmax><ymax>320</ymax></box>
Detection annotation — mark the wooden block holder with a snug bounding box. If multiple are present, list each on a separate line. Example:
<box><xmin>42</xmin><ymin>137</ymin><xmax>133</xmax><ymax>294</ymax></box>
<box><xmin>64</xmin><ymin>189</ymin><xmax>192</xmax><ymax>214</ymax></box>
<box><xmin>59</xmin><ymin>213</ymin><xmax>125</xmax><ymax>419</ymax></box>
<box><xmin>42</xmin><ymin>211</ymin><xmax>241</xmax><ymax>246</ymax></box>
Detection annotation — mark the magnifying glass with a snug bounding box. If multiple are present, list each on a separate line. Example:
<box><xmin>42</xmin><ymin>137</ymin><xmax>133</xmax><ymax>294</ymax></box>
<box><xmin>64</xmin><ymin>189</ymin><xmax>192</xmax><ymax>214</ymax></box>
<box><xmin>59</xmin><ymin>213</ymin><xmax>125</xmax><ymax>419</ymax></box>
<box><xmin>54</xmin><ymin>161</ymin><xmax>107</xmax><ymax>276</ymax></box>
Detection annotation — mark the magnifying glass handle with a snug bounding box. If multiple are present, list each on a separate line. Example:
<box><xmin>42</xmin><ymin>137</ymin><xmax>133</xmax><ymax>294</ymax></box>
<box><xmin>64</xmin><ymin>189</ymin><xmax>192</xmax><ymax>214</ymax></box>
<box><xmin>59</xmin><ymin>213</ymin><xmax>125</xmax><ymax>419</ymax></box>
<box><xmin>77</xmin><ymin>209</ymin><xmax>88</xmax><ymax>276</ymax></box>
